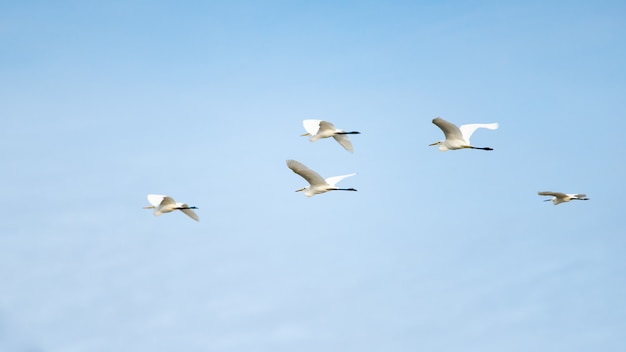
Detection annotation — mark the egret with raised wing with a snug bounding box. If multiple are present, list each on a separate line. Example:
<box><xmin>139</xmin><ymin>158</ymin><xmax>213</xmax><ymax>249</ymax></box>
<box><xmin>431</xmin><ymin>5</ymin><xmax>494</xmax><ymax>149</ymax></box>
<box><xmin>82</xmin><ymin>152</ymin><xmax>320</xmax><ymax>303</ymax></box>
<box><xmin>286</xmin><ymin>159</ymin><xmax>357</xmax><ymax>197</ymax></box>
<box><xmin>429</xmin><ymin>117</ymin><xmax>498</xmax><ymax>152</ymax></box>
<box><xmin>301</xmin><ymin>119</ymin><xmax>360</xmax><ymax>152</ymax></box>
<box><xmin>144</xmin><ymin>194</ymin><xmax>199</xmax><ymax>221</ymax></box>
<box><xmin>538</xmin><ymin>192</ymin><xmax>589</xmax><ymax>205</ymax></box>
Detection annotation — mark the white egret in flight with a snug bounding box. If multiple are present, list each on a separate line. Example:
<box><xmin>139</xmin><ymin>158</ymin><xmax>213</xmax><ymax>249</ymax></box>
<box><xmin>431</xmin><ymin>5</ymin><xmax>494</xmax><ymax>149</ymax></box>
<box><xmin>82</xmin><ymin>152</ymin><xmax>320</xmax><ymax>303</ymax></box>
<box><xmin>301</xmin><ymin>119</ymin><xmax>360</xmax><ymax>152</ymax></box>
<box><xmin>538</xmin><ymin>191</ymin><xmax>589</xmax><ymax>205</ymax></box>
<box><xmin>144</xmin><ymin>194</ymin><xmax>199</xmax><ymax>221</ymax></box>
<box><xmin>286</xmin><ymin>159</ymin><xmax>357</xmax><ymax>197</ymax></box>
<box><xmin>429</xmin><ymin>117</ymin><xmax>498</xmax><ymax>151</ymax></box>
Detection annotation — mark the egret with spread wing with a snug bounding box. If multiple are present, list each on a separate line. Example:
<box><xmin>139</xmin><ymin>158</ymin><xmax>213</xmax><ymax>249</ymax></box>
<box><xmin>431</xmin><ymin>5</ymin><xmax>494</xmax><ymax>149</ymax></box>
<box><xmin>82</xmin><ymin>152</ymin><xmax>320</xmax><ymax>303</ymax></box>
<box><xmin>429</xmin><ymin>117</ymin><xmax>498</xmax><ymax>152</ymax></box>
<box><xmin>144</xmin><ymin>194</ymin><xmax>199</xmax><ymax>221</ymax></box>
<box><xmin>538</xmin><ymin>191</ymin><xmax>589</xmax><ymax>205</ymax></box>
<box><xmin>286</xmin><ymin>159</ymin><xmax>357</xmax><ymax>197</ymax></box>
<box><xmin>301</xmin><ymin>119</ymin><xmax>360</xmax><ymax>152</ymax></box>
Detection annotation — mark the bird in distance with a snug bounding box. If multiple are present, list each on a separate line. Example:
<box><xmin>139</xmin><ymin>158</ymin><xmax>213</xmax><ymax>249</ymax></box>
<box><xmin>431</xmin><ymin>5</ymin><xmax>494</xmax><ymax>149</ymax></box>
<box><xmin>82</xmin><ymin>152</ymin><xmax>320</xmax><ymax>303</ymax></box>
<box><xmin>429</xmin><ymin>117</ymin><xmax>498</xmax><ymax>152</ymax></box>
<box><xmin>538</xmin><ymin>191</ymin><xmax>589</xmax><ymax>205</ymax></box>
<box><xmin>144</xmin><ymin>194</ymin><xmax>199</xmax><ymax>221</ymax></box>
<box><xmin>301</xmin><ymin>119</ymin><xmax>360</xmax><ymax>152</ymax></box>
<box><xmin>286</xmin><ymin>159</ymin><xmax>357</xmax><ymax>197</ymax></box>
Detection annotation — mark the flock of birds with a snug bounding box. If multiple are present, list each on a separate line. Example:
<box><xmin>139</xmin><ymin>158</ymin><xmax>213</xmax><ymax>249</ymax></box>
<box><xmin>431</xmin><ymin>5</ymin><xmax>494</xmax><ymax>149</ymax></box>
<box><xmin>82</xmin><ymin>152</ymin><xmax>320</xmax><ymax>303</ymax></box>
<box><xmin>145</xmin><ymin>117</ymin><xmax>589</xmax><ymax>221</ymax></box>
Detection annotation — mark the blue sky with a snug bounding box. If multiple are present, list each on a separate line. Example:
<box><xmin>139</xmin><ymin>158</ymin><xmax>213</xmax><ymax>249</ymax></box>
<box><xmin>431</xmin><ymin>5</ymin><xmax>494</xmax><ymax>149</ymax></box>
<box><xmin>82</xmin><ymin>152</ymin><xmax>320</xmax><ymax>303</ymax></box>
<box><xmin>1</xmin><ymin>1</ymin><xmax>625</xmax><ymax>351</ymax></box>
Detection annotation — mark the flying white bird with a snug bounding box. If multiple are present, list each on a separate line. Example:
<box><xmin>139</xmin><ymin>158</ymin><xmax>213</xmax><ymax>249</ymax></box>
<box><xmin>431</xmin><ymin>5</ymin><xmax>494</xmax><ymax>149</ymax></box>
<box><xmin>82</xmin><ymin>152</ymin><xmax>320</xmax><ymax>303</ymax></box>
<box><xmin>144</xmin><ymin>194</ymin><xmax>199</xmax><ymax>221</ymax></box>
<box><xmin>301</xmin><ymin>119</ymin><xmax>360</xmax><ymax>152</ymax></box>
<box><xmin>538</xmin><ymin>191</ymin><xmax>589</xmax><ymax>205</ymax></box>
<box><xmin>286</xmin><ymin>159</ymin><xmax>357</xmax><ymax>197</ymax></box>
<box><xmin>429</xmin><ymin>117</ymin><xmax>498</xmax><ymax>152</ymax></box>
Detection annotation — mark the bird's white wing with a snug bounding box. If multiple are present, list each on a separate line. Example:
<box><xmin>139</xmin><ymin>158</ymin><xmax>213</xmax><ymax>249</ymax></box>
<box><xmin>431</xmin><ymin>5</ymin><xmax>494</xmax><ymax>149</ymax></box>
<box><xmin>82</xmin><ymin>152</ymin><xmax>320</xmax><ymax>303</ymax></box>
<box><xmin>286</xmin><ymin>160</ymin><xmax>326</xmax><ymax>186</ymax></box>
<box><xmin>159</xmin><ymin>196</ymin><xmax>176</xmax><ymax>206</ymax></box>
<box><xmin>302</xmin><ymin>120</ymin><xmax>322</xmax><ymax>136</ymax></box>
<box><xmin>538</xmin><ymin>191</ymin><xmax>567</xmax><ymax>198</ymax></box>
<box><xmin>325</xmin><ymin>173</ymin><xmax>356</xmax><ymax>187</ymax></box>
<box><xmin>147</xmin><ymin>194</ymin><xmax>167</xmax><ymax>206</ymax></box>
<box><xmin>179</xmin><ymin>204</ymin><xmax>199</xmax><ymax>221</ymax></box>
<box><xmin>432</xmin><ymin>117</ymin><xmax>463</xmax><ymax>140</ymax></box>
<box><xmin>332</xmin><ymin>134</ymin><xmax>354</xmax><ymax>152</ymax></box>
<box><xmin>317</xmin><ymin>120</ymin><xmax>337</xmax><ymax>133</ymax></box>
<box><xmin>459</xmin><ymin>123</ymin><xmax>498</xmax><ymax>143</ymax></box>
